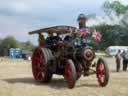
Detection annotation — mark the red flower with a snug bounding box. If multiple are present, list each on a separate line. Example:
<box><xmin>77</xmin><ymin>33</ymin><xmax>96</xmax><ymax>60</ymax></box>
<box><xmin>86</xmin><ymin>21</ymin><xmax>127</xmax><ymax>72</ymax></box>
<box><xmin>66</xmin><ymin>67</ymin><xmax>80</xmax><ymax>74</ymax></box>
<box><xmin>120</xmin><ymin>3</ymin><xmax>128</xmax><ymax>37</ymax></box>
<box><xmin>92</xmin><ymin>32</ymin><xmax>102</xmax><ymax>40</ymax></box>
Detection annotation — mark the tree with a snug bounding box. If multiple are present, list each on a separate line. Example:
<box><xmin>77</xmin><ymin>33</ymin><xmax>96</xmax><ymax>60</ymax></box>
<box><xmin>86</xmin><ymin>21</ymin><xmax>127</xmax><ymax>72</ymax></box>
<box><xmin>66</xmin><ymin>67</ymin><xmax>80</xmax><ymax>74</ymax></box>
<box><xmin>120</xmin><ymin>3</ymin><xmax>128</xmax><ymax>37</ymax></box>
<box><xmin>0</xmin><ymin>39</ymin><xmax>3</xmax><ymax>56</ymax></box>
<box><xmin>0</xmin><ymin>36</ymin><xmax>34</xmax><ymax>56</ymax></box>
<box><xmin>103</xmin><ymin>0</ymin><xmax>128</xmax><ymax>16</ymax></box>
<box><xmin>19</xmin><ymin>41</ymin><xmax>34</xmax><ymax>51</ymax></box>
<box><xmin>103</xmin><ymin>1</ymin><xmax>128</xmax><ymax>28</ymax></box>
<box><xmin>1</xmin><ymin>36</ymin><xmax>18</xmax><ymax>56</ymax></box>
<box><xmin>94</xmin><ymin>0</ymin><xmax>128</xmax><ymax>50</ymax></box>
<box><xmin>91</xmin><ymin>24</ymin><xmax>128</xmax><ymax>50</ymax></box>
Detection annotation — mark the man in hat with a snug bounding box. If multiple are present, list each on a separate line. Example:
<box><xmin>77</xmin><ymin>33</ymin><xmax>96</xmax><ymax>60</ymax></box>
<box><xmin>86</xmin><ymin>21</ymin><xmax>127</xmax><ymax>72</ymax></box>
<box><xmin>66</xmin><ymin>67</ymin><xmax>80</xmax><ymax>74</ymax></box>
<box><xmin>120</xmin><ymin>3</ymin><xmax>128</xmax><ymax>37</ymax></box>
<box><xmin>122</xmin><ymin>49</ymin><xmax>128</xmax><ymax>71</ymax></box>
<box><xmin>77</xmin><ymin>13</ymin><xmax>90</xmax><ymax>37</ymax></box>
<box><xmin>115</xmin><ymin>50</ymin><xmax>122</xmax><ymax>72</ymax></box>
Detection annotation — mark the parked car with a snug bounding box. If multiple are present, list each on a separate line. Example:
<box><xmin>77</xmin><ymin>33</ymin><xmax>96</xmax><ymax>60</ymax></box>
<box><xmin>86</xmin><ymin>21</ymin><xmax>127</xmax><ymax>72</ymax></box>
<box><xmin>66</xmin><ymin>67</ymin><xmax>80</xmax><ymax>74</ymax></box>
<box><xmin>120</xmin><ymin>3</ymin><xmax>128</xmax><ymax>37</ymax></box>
<box><xmin>106</xmin><ymin>46</ymin><xmax>128</xmax><ymax>56</ymax></box>
<box><xmin>22</xmin><ymin>50</ymin><xmax>32</xmax><ymax>60</ymax></box>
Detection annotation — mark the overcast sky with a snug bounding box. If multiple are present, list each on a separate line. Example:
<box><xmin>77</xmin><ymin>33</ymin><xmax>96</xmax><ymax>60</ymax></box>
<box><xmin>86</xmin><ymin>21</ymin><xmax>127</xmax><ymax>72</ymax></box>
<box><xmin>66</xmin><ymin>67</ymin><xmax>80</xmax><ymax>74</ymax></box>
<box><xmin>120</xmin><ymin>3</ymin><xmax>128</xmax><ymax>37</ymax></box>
<box><xmin>0</xmin><ymin>0</ymin><xmax>127</xmax><ymax>45</ymax></box>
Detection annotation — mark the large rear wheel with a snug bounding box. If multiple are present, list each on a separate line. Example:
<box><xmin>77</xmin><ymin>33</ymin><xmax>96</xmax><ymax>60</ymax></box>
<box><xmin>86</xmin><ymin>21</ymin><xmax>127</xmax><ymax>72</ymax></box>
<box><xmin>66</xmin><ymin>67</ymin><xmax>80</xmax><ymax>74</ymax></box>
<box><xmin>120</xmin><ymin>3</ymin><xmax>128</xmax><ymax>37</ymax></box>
<box><xmin>96</xmin><ymin>58</ymin><xmax>109</xmax><ymax>87</ymax></box>
<box><xmin>32</xmin><ymin>47</ymin><xmax>53</xmax><ymax>82</ymax></box>
<box><xmin>64</xmin><ymin>59</ymin><xmax>76</xmax><ymax>89</ymax></box>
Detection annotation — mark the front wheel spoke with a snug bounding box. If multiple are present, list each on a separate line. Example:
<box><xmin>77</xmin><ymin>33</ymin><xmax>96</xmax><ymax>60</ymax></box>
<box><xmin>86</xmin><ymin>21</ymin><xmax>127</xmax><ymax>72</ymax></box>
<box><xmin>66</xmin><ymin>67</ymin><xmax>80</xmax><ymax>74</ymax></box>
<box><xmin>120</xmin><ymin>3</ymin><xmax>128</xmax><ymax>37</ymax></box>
<box><xmin>99</xmin><ymin>63</ymin><xmax>104</xmax><ymax>70</ymax></box>
<box><xmin>99</xmin><ymin>71</ymin><xmax>104</xmax><ymax>77</ymax></box>
<box><xmin>100</xmin><ymin>76</ymin><xmax>105</xmax><ymax>82</ymax></box>
<box><xmin>100</xmin><ymin>67</ymin><xmax>105</xmax><ymax>75</ymax></box>
<box><xmin>99</xmin><ymin>73</ymin><xmax>104</xmax><ymax>77</ymax></box>
<box><xmin>98</xmin><ymin>63</ymin><xmax>105</xmax><ymax>75</ymax></box>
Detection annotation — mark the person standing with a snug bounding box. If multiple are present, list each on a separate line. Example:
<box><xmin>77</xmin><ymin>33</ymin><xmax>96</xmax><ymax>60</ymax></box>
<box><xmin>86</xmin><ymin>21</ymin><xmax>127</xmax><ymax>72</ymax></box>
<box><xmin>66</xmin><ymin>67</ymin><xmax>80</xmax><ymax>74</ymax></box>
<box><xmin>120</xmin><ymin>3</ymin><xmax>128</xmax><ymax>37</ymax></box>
<box><xmin>115</xmin><ymin>50</ymin><xmax>122</xmax><ymax>72</ymax></box>
<box><xmin>122</xmin><ymin>50</ymin><xmax>128</xmax><ymax>71</ymax></box>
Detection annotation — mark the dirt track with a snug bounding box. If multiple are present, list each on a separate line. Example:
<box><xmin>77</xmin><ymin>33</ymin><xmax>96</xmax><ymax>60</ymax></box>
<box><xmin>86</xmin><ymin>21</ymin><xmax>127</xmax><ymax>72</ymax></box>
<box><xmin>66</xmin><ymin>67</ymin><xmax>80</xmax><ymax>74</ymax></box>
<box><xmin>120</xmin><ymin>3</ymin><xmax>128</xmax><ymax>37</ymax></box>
<box><xmin>0</xmin><ymin>57</ymin><xmax>128</xmax><ymax>96</ymax></box>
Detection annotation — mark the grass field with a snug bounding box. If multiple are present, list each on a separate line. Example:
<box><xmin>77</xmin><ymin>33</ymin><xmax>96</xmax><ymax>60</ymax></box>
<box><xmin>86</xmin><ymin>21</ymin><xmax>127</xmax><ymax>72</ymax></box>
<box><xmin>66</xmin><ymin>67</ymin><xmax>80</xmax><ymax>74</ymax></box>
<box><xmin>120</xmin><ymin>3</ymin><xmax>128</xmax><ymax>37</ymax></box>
<box><xmin>0</xmin><ymin>56</ymin><xmax>128</xmax><ymax>96</ymax></box>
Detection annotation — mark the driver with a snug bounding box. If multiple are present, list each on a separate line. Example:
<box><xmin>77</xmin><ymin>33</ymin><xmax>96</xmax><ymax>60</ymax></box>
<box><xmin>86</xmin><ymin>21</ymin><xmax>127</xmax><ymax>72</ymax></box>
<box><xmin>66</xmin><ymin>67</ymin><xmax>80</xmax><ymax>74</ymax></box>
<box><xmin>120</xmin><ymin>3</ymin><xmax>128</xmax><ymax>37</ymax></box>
<box><xmin>77</xmin><ymin>13</ymin><xmax>90</xmax><ymax>38</ymax></box>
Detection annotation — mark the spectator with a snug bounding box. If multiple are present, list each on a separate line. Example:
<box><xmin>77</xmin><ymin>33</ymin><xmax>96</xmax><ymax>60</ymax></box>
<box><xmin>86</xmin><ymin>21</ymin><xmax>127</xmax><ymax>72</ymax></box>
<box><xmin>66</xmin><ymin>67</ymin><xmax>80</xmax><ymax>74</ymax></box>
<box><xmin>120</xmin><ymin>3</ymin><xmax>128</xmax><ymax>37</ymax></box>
<box><xmin>122</xmin><ymin>50</ymin><xmax>128</xmax><ymax>71</ymax></box>
<box><xmin>115</xmin><ymin>50</ymin><xmax>122</xmax><ymax>72</ymax></box>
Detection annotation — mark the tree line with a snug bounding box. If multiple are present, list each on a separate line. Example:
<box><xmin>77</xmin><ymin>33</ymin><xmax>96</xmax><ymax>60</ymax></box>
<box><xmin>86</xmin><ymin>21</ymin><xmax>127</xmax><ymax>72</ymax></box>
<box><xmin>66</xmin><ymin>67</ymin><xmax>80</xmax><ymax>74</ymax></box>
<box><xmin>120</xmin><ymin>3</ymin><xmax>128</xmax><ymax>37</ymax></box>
<box><xmin>0</xmin><ymin>36</ymin><xmax>34</xmax><ymax>56</ymax></box>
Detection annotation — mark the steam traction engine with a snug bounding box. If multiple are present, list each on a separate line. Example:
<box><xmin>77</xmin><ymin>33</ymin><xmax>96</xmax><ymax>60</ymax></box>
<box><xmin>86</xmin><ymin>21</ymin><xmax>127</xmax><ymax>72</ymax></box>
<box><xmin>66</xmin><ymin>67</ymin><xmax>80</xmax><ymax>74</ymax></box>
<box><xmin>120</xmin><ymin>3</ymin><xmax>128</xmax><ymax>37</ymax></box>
<box><xmin>29</xmin><ymin>14</ymin><xmax>109</xmax><ymax>89</ymax></box>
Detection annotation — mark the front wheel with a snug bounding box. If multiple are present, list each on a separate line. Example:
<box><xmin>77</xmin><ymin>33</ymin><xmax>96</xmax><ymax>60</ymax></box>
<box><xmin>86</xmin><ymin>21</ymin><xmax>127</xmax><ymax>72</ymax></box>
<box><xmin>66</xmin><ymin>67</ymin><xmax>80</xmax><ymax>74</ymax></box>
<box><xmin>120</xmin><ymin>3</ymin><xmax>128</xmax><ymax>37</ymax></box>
<box><xmin>96</xmin><ymin>58</ymin><xmax>109</xmax><ymax>87</ymax></box>
<box><xmin>64</xmin><ymin>59</ymin><xmax>76</xmax><ymax>89</ymax></box>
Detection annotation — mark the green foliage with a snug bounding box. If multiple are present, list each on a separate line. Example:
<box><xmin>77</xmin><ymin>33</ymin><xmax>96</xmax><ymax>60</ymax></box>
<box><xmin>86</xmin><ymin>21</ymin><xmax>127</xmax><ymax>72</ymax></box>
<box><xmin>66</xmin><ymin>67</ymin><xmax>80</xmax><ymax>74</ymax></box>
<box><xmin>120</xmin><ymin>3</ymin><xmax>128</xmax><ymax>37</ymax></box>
<box><xmin>91</xmin><ymin>24</ymin><xmax>128</xmax><ymax>50</ymax></box>
<box><xmin>0</xmin><ymin>36</ymin><xmax>18</xmax><ymax>56</ymax></box>
<box><xmin>18</xmin><ymin>41</ymin><xmax>34</xmax><ymax>51</ymax></box>
<box><xmin>2</xmin><ymin>36</ymin><xmax>18</xmax><ymax>48</ymax></box>
<box><xmin>0</xmin><ymin>36</ymin><xmax>34</xmax><ymax>56</ymax></box>
<box><xmin>103</xmin><ymin>0</ymin><xmax>128</xmax><ymax>16</ymax></box>
<box><xmin>90</xmin><ymin>0</ymin><xmax>128</xmax><ymax>50</ymax></box>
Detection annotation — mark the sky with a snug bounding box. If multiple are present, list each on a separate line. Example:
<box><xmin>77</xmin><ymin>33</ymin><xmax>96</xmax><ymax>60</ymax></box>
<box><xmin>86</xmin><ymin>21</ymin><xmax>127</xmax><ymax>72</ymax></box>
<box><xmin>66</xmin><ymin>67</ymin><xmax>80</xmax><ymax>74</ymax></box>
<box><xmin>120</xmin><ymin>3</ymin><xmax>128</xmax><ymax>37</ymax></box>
<box><xmin>0</xmin><ymin>0</ymin><xmax>128</xmax><ymax>45</ymax></box>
